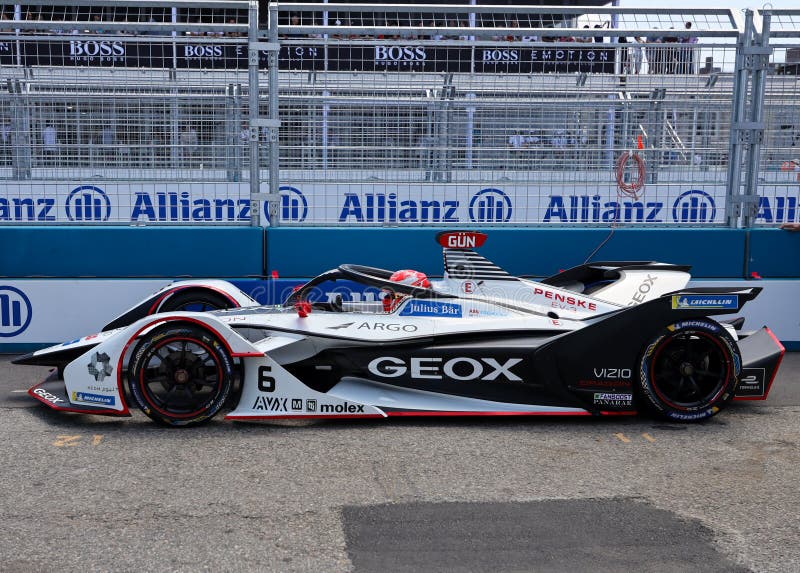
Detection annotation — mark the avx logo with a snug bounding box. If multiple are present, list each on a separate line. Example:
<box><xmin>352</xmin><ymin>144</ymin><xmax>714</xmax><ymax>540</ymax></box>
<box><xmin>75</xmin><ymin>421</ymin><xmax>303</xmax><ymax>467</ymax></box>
<box><xmin>469</xmin><ymin>188</ymin><xmax>512</xmax><ymax>223</ymax></box>
<box><xmin>0</xmin><ymin>286</ymin><xmax>33</xmax><ymax>337</ymax></box>
<box><xmin>265</xmin><ymin>186</ymin><xmax>307</xmax><ymax>223</ymax></box>
<box><xmin>672</xmin><ymin>190</ymin><xmax>716</xmax><ymax>223</ymax></box>
<box><xmin>66</xmin><ymin>185</ymin><xmax>111</xmax><ymax>222</ymax></box>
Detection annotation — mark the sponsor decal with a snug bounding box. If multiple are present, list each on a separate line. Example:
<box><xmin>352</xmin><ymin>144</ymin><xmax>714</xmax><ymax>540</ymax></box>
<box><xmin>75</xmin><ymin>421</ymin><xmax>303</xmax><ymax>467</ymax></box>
<box><xmin>68</xmin><ymin>40</ymin><xmax>125</xmax><ymax>64</ymax></box>
<box><xmin>337</xmin><ymin>189</ymin><xmax>510</xmax><ymax>224</ymax></box>
<box><xmin>461</xmin><ymin>281</ymin><xmax>478</xmax><ymax>294</ymax></box>
<box><xmin>66</xmin><ymin>185</ymin><xmax>111</xmax><ymax>222</ymax></box>
<box><xmin>0</xmin><ymin>286</ymin><xmax>33</xmax><ymax>337</ymax></box>
<box><xmin>437</xmin><ymin>231</ymin><xmax>488</xmax><ymax>250</ymax></box>
<box><xmin>72</xmin><ymin>391</ymin><xmax>116</xmax><ymax>406</ymax></box>
<box><xmin>668</xmin><ymin>320</ymin><xmax>722</xmax><ymax>332</ymax></box>
<box><xmin>356</xmin><ymin>322</ymin><xmax>418</xmax><ymax>332</ymax></box>
<box><xmin>577</xmin><ymin>380</ymin><xmax>632</xmax><ymax>389</ymax></box>
<box><xmin>0</xmin><ymin>196</ymin><xmax>56</xmax><ymax>221</ymax></box>
<box><xmin>252</xmin><ymin>396</ymin><xmax>287</xmax><ymax>412</ymax></box>
<box><xmin>131</xmin><ymin>191</ymin><xmax>250</xmax><ymax>222</ymax></box>
<box><xmin>306</xmin><ymin>399</ymin><xmax>317</xmax><ymax>413</ymax></box>
<box><xmin>368</xmin><ymin>356</ymin><xmax>522</xmax><ymax>382</ymax></box>
<box><xmin>320</xmin><ymin>402</ymin><xmax>366</xmax><ymax>414</ymax></box>
<box><xmin>328</xmin><ymin>322</ymin><xmax>354</xmax><ymax>330</ymax></box>
<box><xmin>593</xmin><ymin>392</ymin><xmax>633</xmax><ymax>407</ymax></box>
<box><xmin>33</xmin><ymin>388</ymin><xmax>64</xmax><ymax>404</ymax></box>
<box><xmin>542</xmin><ymin>191</ymin><xmax>718</xmax><ymax>224</ymax></box>
<box><xmin>264</xmin><ymin>186</ymin><xmax>308</xmax><ymax>223</ymax></box>
<box><xmin>532</xmin><ymin>287</ymin><xmax>597</xmax><ymax>312</ymax></box>
<box><xmin>671</xmin><ymin>190</ymin><xmax>717</xmax><ymax>224</ymax></box>
<box><xmin>87</xmin><ymin>352</ymin><xmax>113</xmax><ymax>382</ymax></box>
<box><xmin>736</xmin><ymin>368</ymin><xmax>766</xmax><ymax>397</ymax></box>
<box><xmin>374</xmin><ymin>45</ymin><xmax>427</xmax><ymax>68</ymax></box>
<box><xmin>399</xmin><ymin>301</ymin><xmax>462</xmax><ymax>318</ymax></box>
<box><xmin>291</xmin><ymin>399</ymin><xmax>303</xmax><ymax>411</ymax></box>
<box><xmin>468</xmin><ymin>189</ymin><xmax>512</xmax><ymax>223</ymax></box>
<box><xmin>629</xmin><ymin>275</ymin><xmax>657</xmax><ymax>305</ymax></box>
<box><xmin>593</xmin><ymin>368</ymin><xmax>632</xmax><ymax>379</ymax></box>
<box><xmin>87</xmin><ymin>386</ymin><xmax>116</xmax><ymax>393</ymax></box>
<box><xmin>671</xmin><ymin>295</ymin><xmax>738</xmax><ymax>310</ymax></box>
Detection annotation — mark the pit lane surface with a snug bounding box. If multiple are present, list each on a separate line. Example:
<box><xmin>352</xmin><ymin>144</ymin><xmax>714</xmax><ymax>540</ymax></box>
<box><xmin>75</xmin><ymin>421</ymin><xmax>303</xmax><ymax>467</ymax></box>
<box><xmin>1</xmin><ymin>354</ymin><xmax>798</xmax><ymax>572</ymax></box>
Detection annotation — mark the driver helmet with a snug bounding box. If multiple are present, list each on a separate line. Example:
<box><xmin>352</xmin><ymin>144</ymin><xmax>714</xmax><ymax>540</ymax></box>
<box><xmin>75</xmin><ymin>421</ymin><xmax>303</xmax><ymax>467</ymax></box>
<box><xmin>389</xmin><ymin>269</ymin><xmax>431</xmax><ymax>289</ymax></box>
<box><xmin>382</xmin><ymin>270</ymin><xmax>431</xmax><ymax>312</ymax></box>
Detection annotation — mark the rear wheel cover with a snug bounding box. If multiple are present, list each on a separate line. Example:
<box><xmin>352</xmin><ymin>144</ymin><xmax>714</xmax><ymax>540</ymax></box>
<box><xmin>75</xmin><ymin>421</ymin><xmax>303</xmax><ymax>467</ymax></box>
<box><xmin>638</xmin><ymin>319</ymin><xmax>740</xmax><ymax>422</ymax></box>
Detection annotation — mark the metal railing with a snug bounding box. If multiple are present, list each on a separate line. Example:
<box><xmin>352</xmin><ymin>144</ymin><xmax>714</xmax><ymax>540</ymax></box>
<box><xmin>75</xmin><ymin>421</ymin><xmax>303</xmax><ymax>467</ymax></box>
<box><xmin>0</xmin><ymin>2</ymin><xmax>797</xmax><ymax>226</ymax></box>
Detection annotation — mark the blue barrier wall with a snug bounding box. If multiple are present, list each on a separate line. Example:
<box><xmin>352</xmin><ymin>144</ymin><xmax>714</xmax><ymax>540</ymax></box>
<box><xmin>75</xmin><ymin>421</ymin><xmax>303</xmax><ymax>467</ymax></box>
<box><xmin>2</xmin><ymin>226</ymin><xmax>798</xmax><ymax>280</ymax></box>
<box><xmin>266</xmin><ymin>228</ymin><xmax>754</xmax><ymax>278</ymax></box>
<box><xmin>0</xmin><ymin>226</ymin><xmax>264</xmax><ymax>278</ymax></box>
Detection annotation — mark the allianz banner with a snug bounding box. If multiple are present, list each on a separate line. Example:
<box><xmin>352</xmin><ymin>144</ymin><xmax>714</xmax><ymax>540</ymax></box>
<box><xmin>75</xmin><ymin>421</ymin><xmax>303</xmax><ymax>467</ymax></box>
<box><xmin>11</xmin><ymin>40</ymin><xmax>614</xmax><ymax>73</ymax></box>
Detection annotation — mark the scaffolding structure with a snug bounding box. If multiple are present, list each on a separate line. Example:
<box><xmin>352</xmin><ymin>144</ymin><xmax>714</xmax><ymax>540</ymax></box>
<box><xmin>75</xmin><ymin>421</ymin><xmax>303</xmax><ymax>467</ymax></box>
<box><xmin>0</xmin><ymin>2</ymin><xmax>798</xmax><ymax>226</ymax></box>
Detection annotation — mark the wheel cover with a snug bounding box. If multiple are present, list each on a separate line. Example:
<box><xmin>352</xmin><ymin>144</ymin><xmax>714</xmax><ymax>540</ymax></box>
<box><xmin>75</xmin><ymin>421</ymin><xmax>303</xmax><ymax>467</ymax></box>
<box><xmin>168</xmin><ymin>299</ymin><xmax>225</xmax><ymax>312</ymax></box>
<box><xmin>138</xmin><ymin>337</ymin><xmax>223</xmax><ymax>418</ymax></box>
<box><xmin>650</xmin><ymin>331</ymin><xmax>731</xmax><ymax>411</ymax></box>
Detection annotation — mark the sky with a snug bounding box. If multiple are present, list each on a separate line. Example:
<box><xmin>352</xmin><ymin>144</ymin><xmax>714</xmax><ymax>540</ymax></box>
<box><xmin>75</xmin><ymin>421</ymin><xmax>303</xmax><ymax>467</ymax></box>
<box><xmin>619</xmin><ymin>0</ymin><xmax>797</xmax><ymax>8</ymax></box>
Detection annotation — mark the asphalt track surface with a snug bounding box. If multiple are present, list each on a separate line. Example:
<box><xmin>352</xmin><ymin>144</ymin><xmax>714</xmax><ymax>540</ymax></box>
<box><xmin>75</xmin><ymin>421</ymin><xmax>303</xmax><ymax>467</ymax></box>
<box><xmin>1</xmin><ymin>353</ymin><xmax>798</xmax><ymax>573</ymax></box>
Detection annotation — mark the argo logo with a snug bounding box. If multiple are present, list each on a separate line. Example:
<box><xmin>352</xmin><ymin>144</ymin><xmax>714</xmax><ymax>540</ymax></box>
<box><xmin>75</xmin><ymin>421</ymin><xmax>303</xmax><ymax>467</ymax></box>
<box><xmin>671</xmin><ymin>190</ymin><xmax>717</xmax><ymax>223</ymax></box>
<box><xmin>65</xmin><ymin>185</ymin><xmax>111</xmax><ymax>222</ymax></box>
<box><xmin>469</xmin><ymin>188</ymin><xmax>513</xmax><ymax>223</ymax></box>
<box><xmin>0</xmin><ymin>286</ymin><xmax>33</xmax><ymax>337</ymax></box>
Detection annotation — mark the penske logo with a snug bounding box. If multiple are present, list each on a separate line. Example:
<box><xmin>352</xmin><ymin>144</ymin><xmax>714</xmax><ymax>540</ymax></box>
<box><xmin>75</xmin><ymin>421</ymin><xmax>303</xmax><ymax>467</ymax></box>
<box><xmin>367</xmin><ymin>357</ymin><xmax>523</xmax><ymax>382</ymax></box>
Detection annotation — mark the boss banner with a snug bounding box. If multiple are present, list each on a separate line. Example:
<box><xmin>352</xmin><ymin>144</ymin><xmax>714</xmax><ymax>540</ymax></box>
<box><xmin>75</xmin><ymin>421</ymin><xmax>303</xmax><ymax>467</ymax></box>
<box><xmin>10</xmin><ymin>40</ymin><xmax>613</xmax><ymax>73</ymax></box>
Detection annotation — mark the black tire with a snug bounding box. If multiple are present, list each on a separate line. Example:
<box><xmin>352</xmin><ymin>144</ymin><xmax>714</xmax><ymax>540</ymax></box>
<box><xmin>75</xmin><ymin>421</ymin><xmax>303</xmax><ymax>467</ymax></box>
<box><xmin>637</xmin><ymin>319</ymin><xmax>741</xmax><ymax>422</ymax></box>
<box><xmin>158</xmin><ymin>290</ymin><xmax>232</xmax><ymax>313</ymax></box>
<box><xmin>128</xmin><ymin>324</ymin><xmax>234</xmax><ymax>427</ymax></box>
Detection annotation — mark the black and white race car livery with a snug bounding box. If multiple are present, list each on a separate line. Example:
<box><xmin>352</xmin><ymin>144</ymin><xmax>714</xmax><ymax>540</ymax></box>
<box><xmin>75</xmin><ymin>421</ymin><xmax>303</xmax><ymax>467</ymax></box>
<box><xmin>18</xmin><ymin>231</ymin><xmax>784</xmax><ymax>426</ymax></box>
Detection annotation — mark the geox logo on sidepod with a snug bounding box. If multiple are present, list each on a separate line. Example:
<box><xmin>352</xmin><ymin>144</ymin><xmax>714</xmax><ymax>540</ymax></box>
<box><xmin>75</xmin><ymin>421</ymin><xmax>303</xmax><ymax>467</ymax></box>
<box><xmin>368</xmin><ymin>357</ymin><xmax>522</xmax><ymax>381</ymax></box>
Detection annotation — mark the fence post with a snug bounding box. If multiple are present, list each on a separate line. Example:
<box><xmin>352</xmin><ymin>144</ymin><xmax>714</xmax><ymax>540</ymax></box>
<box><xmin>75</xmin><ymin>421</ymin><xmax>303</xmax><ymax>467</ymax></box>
<box><xmin>267</xmin><ymin>2</ymin><xmax>281</xmax><ymax>226</ymax></box>
<box><xmin>725</xmin><ymin>10</ymin><xmax>753</xmax><ymax>228</ymax></box>
<box><xmin>248</xmin><ymin>0</ymin><xmax>262</xmax><ymax>226</ymax></box>
<box><xmin>741</xmin><ymin>11</ymin><xmax>771</xmax><ymax>228</ymax></box>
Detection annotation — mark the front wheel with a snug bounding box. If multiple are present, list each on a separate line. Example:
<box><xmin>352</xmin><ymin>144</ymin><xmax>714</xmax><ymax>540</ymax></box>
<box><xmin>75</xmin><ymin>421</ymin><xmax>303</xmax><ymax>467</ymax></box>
<box><xmin>128</xmin><ymin>324</ymin><xmax>234</xmax><ymax>427</ymax></box>
<box><xmin>637</xmin><ymin>319</ymin><xmax>741</xmax><ymax>422</ymax></box>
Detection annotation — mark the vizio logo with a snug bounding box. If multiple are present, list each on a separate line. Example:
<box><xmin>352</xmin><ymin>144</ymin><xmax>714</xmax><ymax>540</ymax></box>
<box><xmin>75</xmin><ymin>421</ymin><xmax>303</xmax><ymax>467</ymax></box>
<box><xmin>66</xmin><ymin>185</ymin><xmax>111</xmax><ymax>222</ymax></box>
<box><xmin>0</xmin><ymin>286</ymin><xmax>32</xmax><ymax>337</ymax></box>
<box><xmin>265</xmin><ymin>186</ymin><xmax>307</xmax><ymax>223</ymax></box>
<box><xmin>469</xmin><ymin>188</ymin><xmax>512</xmax><ymax>223</ymax></box>
<box><xmin>671</xmin><ymin>190</ymin><xmax>716</xmax><ymax>223</ymax></box>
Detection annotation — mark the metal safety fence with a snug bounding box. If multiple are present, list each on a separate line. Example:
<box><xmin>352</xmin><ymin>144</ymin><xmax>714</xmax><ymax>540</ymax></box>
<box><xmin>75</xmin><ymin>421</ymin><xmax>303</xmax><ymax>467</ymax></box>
<box><xmin>0</xmin><ymin>2</ymin><xmax>797</xmax><ymax>226</ymax></box>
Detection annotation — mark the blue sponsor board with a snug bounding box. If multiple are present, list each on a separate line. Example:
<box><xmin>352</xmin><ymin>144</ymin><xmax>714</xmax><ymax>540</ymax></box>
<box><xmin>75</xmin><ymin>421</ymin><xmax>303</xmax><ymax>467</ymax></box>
<box><xmin>399</xmin><ymin>300</ymin><xmax>462</xmax><ymax>318</ymax></box>
<box><xmin>671</xmin><ymin>295</ymin><xmax>739</xmax><ymax>310</ymax></box>
<box><xmin>72</xmin><ymin>391</ymin><xmax>116</xmax><ymax>406</ymax></box>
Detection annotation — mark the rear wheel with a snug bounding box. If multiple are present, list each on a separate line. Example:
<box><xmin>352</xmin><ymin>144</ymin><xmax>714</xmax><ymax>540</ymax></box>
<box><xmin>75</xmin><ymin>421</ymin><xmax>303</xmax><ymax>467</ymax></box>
<box><xmin>637</xmin><ymin>319</ymin><xmax>740</xmax><ymax>422</ymax></box>
<box><xmin>158</xmin><ymin>290</ymin><xmax>232</xmax><ymax>313</ymax></box>
<box><xmin>128</xmin><ymin>324</ymin><xmax>233</xmax><ymax>427</ymax></box>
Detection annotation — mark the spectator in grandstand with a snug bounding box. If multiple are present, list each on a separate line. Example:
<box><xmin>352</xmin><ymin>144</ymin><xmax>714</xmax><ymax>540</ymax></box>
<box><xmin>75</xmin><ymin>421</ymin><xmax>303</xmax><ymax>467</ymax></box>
<box><xmin>41</xmin><ymin>123</ymin><xmax>59</xmax><ymax>166</ymax></box>
<box><xmin>508</xmin><ymin>130</ymin><xmax>525</xmax><ymax>149</ymax></box>
<box><xmin>101</xmin><ymin>126</ymin><xmax>116</xmax><ymax>161</ymax></box>
<box><xmin>593</xmin><ymin>23</ymin><xmax>607</xmax><ymax>44</ymax></box>
<box><xmin>179</xmin><ymin>124</ymin><xmax>199</xmax><ymax>166</ymax></box>
<box><xmin>629</xmin><ymin>37</ymin><xmax>645</xmax><ymax>74</ymax></box>
<box><xmin>505</xmin><ymin>19</ymin><xmax>520</xmax><ymax>41</ymax></box>
<box><xmin>0</xmin><ymin>116</ymin><xmax>10</xmax><ymax>164</ymax></box>
<box><xmin>225</xmin><ymin>18</ymin><xmax>242</xmax><ymax>38</ymax></box>
<box><xmin>577</xmin><ymin>25</ymin><xmax>593</xmax><ymax>43</ymax></box>
<box><xmin>646</xmin><ymin>32</ymin><xmax>663</xmax><ymax>74</ymax></box>
<box><xmin>679</xmin><ymin>21</ymin><xmax>698</xmax><ymax>74</ymax></box>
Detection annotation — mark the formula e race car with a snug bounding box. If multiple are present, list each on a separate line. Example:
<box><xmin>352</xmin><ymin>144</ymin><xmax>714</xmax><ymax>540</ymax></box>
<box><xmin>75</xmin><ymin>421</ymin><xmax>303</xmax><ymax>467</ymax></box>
<box><xmin>17</xmin><ymin>231</ymin><xmax>784</xmax><ymax>426</ymax></box>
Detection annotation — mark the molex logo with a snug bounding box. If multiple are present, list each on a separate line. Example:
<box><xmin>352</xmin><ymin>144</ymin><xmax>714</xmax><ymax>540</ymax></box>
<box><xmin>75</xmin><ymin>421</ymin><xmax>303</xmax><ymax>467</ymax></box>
<box><xmin>65</xmin><ymin>185</ymin><xmax>111</xmax><ymax>222</ymax></box>
<box><xmin>469</xmin><ymin>188</ymin><xmax>513</xmax><ymax>223</ymax></box>
<box><xmin>265</xmin><ymin>186</ymin><xmax>307</xmax><ymax>223</ymax></box>
<box><xmin>671</xmin><ymin>190</ymin><xmax>717</xmax><ymax>223</ymax></box>
<box><xmin>0</xmin><ymin>285</ymin><xmax>33</xmax><ymax>337</ymax></box>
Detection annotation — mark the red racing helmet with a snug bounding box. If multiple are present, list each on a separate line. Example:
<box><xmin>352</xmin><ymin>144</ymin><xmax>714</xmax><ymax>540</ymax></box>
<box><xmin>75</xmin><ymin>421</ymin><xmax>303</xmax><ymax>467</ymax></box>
<box><xmin>388</xmin><ymin>269</ymin><xmax>431</xmax><ymax>289</ymax></box>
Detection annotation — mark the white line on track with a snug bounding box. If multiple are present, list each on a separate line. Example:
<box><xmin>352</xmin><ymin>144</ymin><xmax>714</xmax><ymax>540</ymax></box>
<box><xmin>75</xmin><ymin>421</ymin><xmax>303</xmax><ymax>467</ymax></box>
<box><xmin>10</xmin><ymin>390</ymin><xmax>28</xmax><ymax>393</ymax></box>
